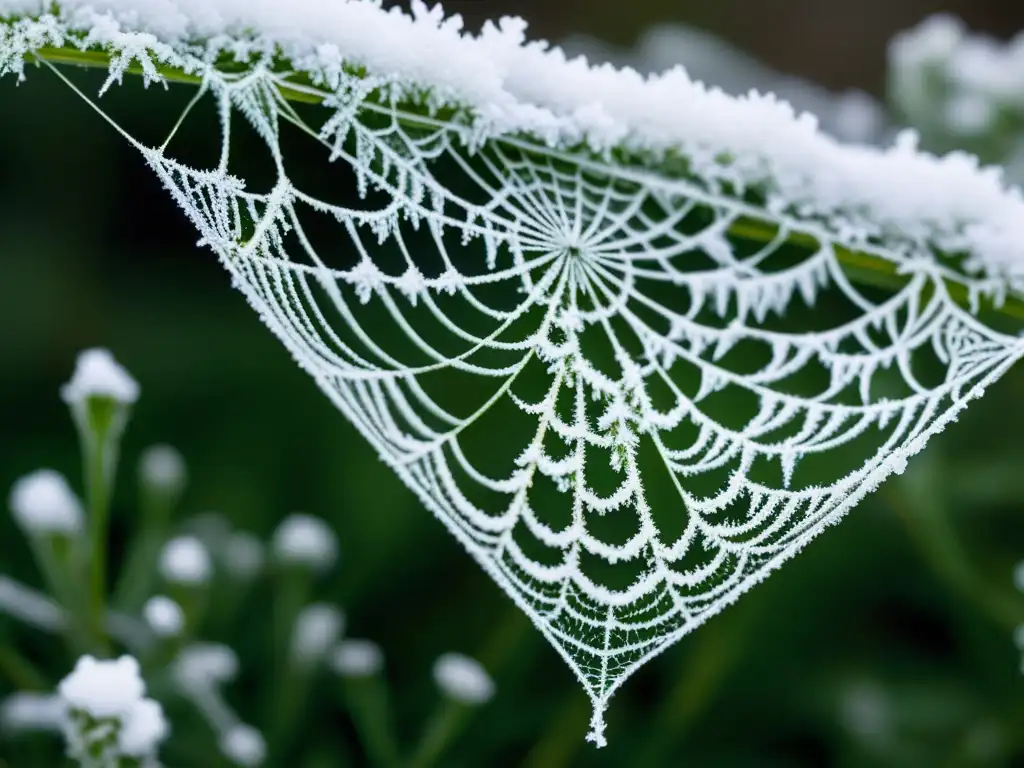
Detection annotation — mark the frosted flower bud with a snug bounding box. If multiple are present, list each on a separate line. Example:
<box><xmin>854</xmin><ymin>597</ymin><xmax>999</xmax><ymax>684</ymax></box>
<box><xmin>0</xmin><ymin>692</ymin><xmax>64</xmax><ymax>732</ymax></box>
<box><xmin>159</xmin><ymin>536</ymin><xmax>212</xmax><ymax>586</ymax></box>
<box><xmin>139</xmin><ymin>445</ymin><xmax>186</xmax><ymax>495</ymax></box>
<box><xmin>331</xmin><ymin>639</ymin><xmax>384</xmax><ymax>678</ymax></box>
<box><xmin>272</xmin><ymin>514</ymin><xmax>338</xmax><ymax>570</ymax></box>
<box><xmin>118</xmin><ymin>698</ymin><xmax>169</xmax><ymax>757</ymax></box>
<box><xmin>173</xmin><ymin>643</ymin><xmax>239</xmax><ymax>689</ymax></box>
<box><xmin>432</xmin><ymin>653</ymin><xmax>495</xmax><ymax>705</ymax></box>
<box><xmin>224</xmin><ymin>531</ymin><xmax>265</xmax><ymax>579</ymax></box>
<box><xmin>291</xmin><ymin>603</ymin><xmax>345</xmax><ymax>664</ymax></box>
<box><xmin>9</xmin><ymin>469</ymin><xmax>83</xmax><ymax>535</ymax></box>
<box><xmin>220</xmin><ymin>723</ymin><xmax>267</xmax><ymax>767</ymax></box>
<box><xmin>60</xmin><ymin>348</ymin><xmax>139</xmax><ymax>407</ymax></box>
<box><xmin>143</xmin><ymin>595</ymin><xmax>185</xmax><ymax>638</ymax></box>
<box><xmin>1013</xmin><ymin>562</ymin><xmax>1024</xmax><ymax>593</ymax></box>
<box><xmin>58</xmin><ymin>655</ymin><xmax>145</xmax><ymax>719</ymax></box>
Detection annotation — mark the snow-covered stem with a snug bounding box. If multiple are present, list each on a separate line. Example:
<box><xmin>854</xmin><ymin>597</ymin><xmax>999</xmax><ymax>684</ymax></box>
<box><xmin>15</xmin><ymin>45</ymin><xmax>1024</xmax><ymax>323</ymax></box>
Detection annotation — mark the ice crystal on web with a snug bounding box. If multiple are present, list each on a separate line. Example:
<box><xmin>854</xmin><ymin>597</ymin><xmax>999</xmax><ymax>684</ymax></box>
<box><xmin>4</xmin><ymin>0</ymin><xmax>1024</xmax><ymax>744</ymax></box>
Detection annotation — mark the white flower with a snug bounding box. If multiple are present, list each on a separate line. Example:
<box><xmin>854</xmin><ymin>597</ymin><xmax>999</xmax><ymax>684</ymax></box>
<box><xmin>60</xmin><ymin>348</ymin><xmax>139</xmax><ymax>407</ymax></box>
<box><xmin>144</xmin><ymin>595</ymin><xmax>185</xmax><ymax>638</ymax></box>
<box><xmin>291</xmin><ymin>603</ymin><xmax>345</xmax><ymax>664</ymax></box>
<box><xmin>159</xmin><ymin>535</ymin><xmax>212</xmax><ymax>585</ymax></box>
<box><xmin>58</xmin><ymin>655</ymin><xmax>145</xmax><ymax>719</ymax></box>
<box><xmin>118</xmin><ymin>698</ymin><xmax>169</xmax><ymax>757</ymax></box>
<box><xmin>139</xmin><ymin>445</ymin><xmax>186</xmax><ymax>495</ymax></box>
<box><xmin>0</xmin><ymin>692</ymin><xmax>64</xmax><ymax>732</ymax></box>
<box><xmin>9</xmin><ymin>469</ymin><xmax>83</xmax><ymax>535</ymax></box>
<box><xmin>173</xmin><ymin>643</ymin><xmax>239</xmax><ymax>689</ymax></box>
<box><xmin>272</xmin><ymin>514</ymin><xmax>337</xmax><ymax>570</ymax></box>
<box><xmin>224</xmin><ymin>531</ymin><xmax>265</xmax><ymax>579</ymax></box>
<box><xmin>330</xmin><ymin>639</ymin><xmax>384</xmax><ymax>678</ymax></box>
<box><xmin>220</xmin><ymin>723</ymin><xmax>267</xmax><ymax>766</ymax></box>
<box><xmin>432</xmin><ymin>653</ymin><xmax>495</xmax><ymax>705</ymax></box>
<box><xmin>1014</xmin><ymin>561</ymin><xmax>1024</xmax><ymax>593</ymax></box>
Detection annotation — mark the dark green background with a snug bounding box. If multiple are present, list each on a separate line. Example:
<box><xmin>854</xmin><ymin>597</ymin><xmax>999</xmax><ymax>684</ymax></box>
<box><xmin>1</xmin><ymin>1</ymin><xmax>1024</xmax><ymax>765</ymax></box>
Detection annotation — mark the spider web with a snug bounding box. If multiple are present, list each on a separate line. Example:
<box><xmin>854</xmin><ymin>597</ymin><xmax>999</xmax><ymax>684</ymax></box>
<box><xmin>46</xmin><ymin>64</ymin><xmax>1024</xmax><ymax>743</ymax></box>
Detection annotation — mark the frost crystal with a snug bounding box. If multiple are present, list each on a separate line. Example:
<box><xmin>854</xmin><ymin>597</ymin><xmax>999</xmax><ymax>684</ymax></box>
<box><xmin>220</xmin><ymin>724</ymin><xmax>267</xmax><ymax>767</ymax></box>
<box><xmin>139</xmin><ymin>444</ymin><xmax>187</xmax><ymax>494</ymax></box>
<box><xmin>9</xmin><ymin>469</ymin><xmax>84</xmax><ymax>535</ymax></box>
<box><xmin>144</xmin><ymin>595</ymin><xmax>185</xmax><ymax>637</ymax></box>
<box><xmin>60</xmin><ymin>348</ymin><xmax>139</xmax><ymax>407</ymax></box>
<box><xmin>331</xmin><ymin>639</ymin><xmax>384</xmax><ymax>678</ymax></box>
<box><xmin>272</xmin><ymin>514</ymin><xmax>338</xmax><ymax>570</ymax></box>
<box><xmin>433</xmin><ymin>653</ymin><xmax>495</xmax><ymax>705</ymax></box>
<box><xmin>117</xmin><ymin>697</ymin><xmax>169</xmax><ymax>758</ymax></box>
<box><xmin>58</xmin><ymin>655</ymin><xmax>145</xmax><ymax>719</ymax></box>
<box><xmin>172</xmin><ymin>643</ymin><xmax>239</xmax><ymax>689</ymax></box>
<box><xmin>159</xmin><ymin>535</ymin><xmax>213</xmax><ymax>585</ymax></box>
<box><xmin>5</xmin><ymin>0</ymin><xmax>1024</xmax><ymax>745</ymax></box>
<box><xmin>291</xmin><ymin>603</ymin><xmax>345</xmax><ymax>664</ymax></box>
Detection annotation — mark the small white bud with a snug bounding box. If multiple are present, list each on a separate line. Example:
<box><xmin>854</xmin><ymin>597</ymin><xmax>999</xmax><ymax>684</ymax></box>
<box><xmin>1013</xmin><ymin>562</ymin><xmax>1024</xmax><ymax>593</ymax></box>
<box><xmin>139</xmin><ymin>445</ymin><xmax>186</xmax><ymax>495</ymax></box>
<box><xmin>159</xmin><ymin>536</ymin><xmax>212</xmax><ymax>586</ymax></box>
<box><xmin>58</xmin><ymin>655</ymin><xmax>145</xmax><ymax>719</ymax></box>
<box><xmin>224</xmin><ymin>531</ymin><xmax>265</xmax><ymax>579</ymax></box>
<box><xmin>331</xmin><ymin>639</ymin><xmax>384</xmax><ymax>678</ymax></box>
<box><xmin>1013</xmin><ymin>624</ymin><xmax>1024</xmax><ymax>650</ymax></box>
<box><xmin>143</xmin><ymin>595</ymin><xmax>185</xmax><ymax>638</ymax></box>
<box><xmin>272</xmin><ymin>514</ymin><xmax>337</xmax><ymax>570</ymax></box>
<box><xmin>9</xmin><ymin>469</ymin><xmax>83</xmax><ymax>535</ymax></box>
<box><xmin>60</xmin><ymin>348</ymin><xmax>139</xmax><ymax>407</ymax></box>
<box><xmin>220</xmin><ymin>723</ymin><xmax>267</xmax><ymax>767</ymax></box>
<box><xmin>292</xmin><ymin>604</ymin><xmax>345</xmax><ymax>665</ymax></box>
<box><xmin>0</xmin><ymin>692</ymin><xmax>65</xmax><ymax>732</ymax></box>
<box><xmin>173</xmin><ymin>643</ymin><xmax>239</xmax><ymax>689</ymax></box>
<box><xmin>118</xmin><ymin>698</ymin><xmax>169</xmax><ymax>758</ymax></box>
<box><xmin>433</xmin><ymin>653</ymin><xmax>495</xmax><ymax>705</ymax></box>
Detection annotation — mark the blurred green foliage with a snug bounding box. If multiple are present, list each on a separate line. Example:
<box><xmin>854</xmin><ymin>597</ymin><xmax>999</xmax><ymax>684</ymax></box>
<box><xmin>1</xmin><ymin>12</ymin><xmax>1024</xmax><ymax>768</ymax></box>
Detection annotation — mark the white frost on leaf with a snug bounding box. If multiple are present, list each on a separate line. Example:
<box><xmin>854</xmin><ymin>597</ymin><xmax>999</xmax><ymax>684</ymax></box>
<box><xmin>4</xmin><ymin>0</ymin><xmax>1024</xmax><ymax>746</ymax></box>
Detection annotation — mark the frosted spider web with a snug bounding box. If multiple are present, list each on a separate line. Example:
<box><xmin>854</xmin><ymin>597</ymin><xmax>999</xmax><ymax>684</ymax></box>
<box><xmin>7</xmin><ymin>1</ymin><xmax>1024</xmax><ymax>746</ymax></box>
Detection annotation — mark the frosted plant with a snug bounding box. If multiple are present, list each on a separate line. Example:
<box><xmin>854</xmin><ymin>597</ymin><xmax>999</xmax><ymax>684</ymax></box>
<box><xmin>58</xmin><ymin>654</ymin><xmax>169</xmax><ymax>766</ymax></box>
<box><xmin>5</xmin><ymin>1</ymin><xmax>1024</xmax><ymax>745</ymax></box>
<box><xmin>890</xmin><ymin>15</ymin><xmax>1024</xmax><ymax>182</ymax></box>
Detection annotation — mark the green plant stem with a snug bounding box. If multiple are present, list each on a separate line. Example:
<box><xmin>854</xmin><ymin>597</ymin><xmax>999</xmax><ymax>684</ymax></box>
<box><xmin>28</xmin><ymin>536</ymin><xmax>90</xmax><ymax>655</ymax></box>
<box><xmin>340</xmin><ymin>676</ymin><xmax>401</xmax><ymax>767</ymax></box>
<box><xmin>408</xmin><ymin>701</ymin><xmax>468</xmax><ymax>768</ymax></box>
<box><xmin>83</xmin><ymin>428</ymin><xmax>112</xmax><ymax>654</ymax></box>
<box><xmin>24</xmin><ymin>46</ymin><xmax>1024</xmax><ymax>327</ymax></box>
